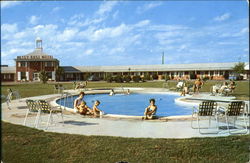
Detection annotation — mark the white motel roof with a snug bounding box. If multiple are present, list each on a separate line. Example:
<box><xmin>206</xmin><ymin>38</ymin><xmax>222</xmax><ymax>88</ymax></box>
<box><xmin>67</xmin><ymin>62</ymin><xmax>249</xmax><ymax>73</ymax></box>
<box><xmin>1</xmin><ymin>66</ymin><xmax>16</xmax><ymax>74</ymax></box>
<box><xmin>1</xmin><ymin>62</ymin><xmax>249</xmax><ymax>74</ymax></box>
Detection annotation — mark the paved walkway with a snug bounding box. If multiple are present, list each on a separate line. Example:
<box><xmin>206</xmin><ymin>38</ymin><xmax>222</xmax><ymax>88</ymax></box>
<box><xmin>2</xmin><ymin>91</ymin><xmax>249</xmax><ymax>139</ymax></box>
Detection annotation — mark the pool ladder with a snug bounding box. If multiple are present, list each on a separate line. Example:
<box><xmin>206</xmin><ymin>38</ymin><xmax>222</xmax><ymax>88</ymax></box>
<box><xmin>60</xmin><ymin>92</ymin><xmax>74</xmax><ymax>110</ymax></box>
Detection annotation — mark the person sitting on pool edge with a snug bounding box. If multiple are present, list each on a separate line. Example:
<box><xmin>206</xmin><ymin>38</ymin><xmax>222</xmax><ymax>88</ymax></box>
<box><xmin>142</xmin><ymin>98</ymin><xmax>157</xmax><ymax>120</ymax></box>
<box><xmin>92</xmin><ymin>100</ymin><xmax>104</xmax><ymax>117</ymax></box>
<box><xmin>73</xmin><ymin>91</ymin><xmax>85</xmax><ymax>113</ymax></box>
<box><xmin>78</xmin><ymin>101</ymin><xmax>93</xmax><ymax>115</ymax></box>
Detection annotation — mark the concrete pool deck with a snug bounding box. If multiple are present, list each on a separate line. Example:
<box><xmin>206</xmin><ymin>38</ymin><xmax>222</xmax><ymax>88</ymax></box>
<box><xmin>2</xmin><ymin>88</ymin><xmax>249</xmax><ymax>138</ymax></box>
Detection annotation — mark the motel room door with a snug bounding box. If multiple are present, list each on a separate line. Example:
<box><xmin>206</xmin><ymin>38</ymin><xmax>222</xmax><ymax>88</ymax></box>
<box><xmin>33</xmin><ymin>73</ymin><xmax>40</xmax><ymax>81</ymax></box>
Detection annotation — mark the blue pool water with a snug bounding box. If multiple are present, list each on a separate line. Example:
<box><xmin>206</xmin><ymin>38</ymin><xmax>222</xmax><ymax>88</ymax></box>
<box><xmin>56</xmin><ymin>93</ymin><xmax>192</xmax><ymax>116</ymax></box>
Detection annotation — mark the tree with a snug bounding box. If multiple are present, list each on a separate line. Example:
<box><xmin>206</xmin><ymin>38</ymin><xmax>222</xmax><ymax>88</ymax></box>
<box><xmin>39</xmin><ymin>70</ymin><xmax>48</xmax><ymax>84</ymax></box>
<box><xmin>232</xmin><ymin>62</ymin><xmax>245</xmax><ymax>75</ymax></box>
<box><xmin>55</xmin><ymin>67</ymin><xmax>65</xmax><ymax>82</ymax></box>
<box><xmin>83</xmin><ymin>72</ymin><xmax>91</xmax><ymax>81</ymax></box>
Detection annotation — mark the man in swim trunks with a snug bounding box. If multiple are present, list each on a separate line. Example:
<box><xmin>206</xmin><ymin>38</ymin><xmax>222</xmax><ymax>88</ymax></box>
<box><xmin>142</xmin><ymin>99</ymin><xmax>157</xmax><ymax>120</ymax></box>
<box><xmin>73</xmin><ymin>91</ymin><xmax>85</xmax><ymax>113</ymax></box>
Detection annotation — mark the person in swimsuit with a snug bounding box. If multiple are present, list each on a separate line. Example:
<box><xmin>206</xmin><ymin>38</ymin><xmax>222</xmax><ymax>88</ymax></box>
<box><xmin>109</xmin><ymin>89</ymin><xmax>115</xmax><ymax>96</ymax></box>
<box><xmin>92</xmin><ymin>100</ymin><xmax>104</xmax><ymax>117</ymax></box>
<box><xmin>193</xmin><ymin>78</ymin><xmax>203</xmax><ymax>94</ymax></box>
<box><xmin>73</xmin><ymin>91</ymin><xmax>85</xmax><ymax>113</ymax></box>
<box><xmin>142</xmin><ymin>99</ymin><xmax>157</xmax><ymax>120</ymax></box>
<box><xmin>78</xmin><ymin>101</ymin><xmax>93</xmax><ymax>115</ymax></box>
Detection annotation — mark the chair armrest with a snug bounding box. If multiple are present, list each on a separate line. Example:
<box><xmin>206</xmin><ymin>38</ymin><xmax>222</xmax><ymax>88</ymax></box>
<box><xmin>192</xmin><ymin>106</ymin><xmax>198</xmax><ymax>114</ymax></box>
<box><xmin>217</xmin><ymin>106</ymin><xmax>226</xmax><ymax>115</ymax></box>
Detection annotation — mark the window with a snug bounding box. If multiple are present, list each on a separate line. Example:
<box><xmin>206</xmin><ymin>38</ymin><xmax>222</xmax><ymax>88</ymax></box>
<box><xmin>45</xmin><ymin>62</ymin><xmax>53</xmax><ymax>67</ymax></box>
<box><xmin>210</xmin><ymin>71</ymin><xmax>214</xmax><ymax>75</ymax></box>
<box><xmin>219</xmin><ymin>71</ymin><xmax>224</xmax><ymax>75</ymax></box>
<box><xmin>20</xmin><ymin>62</ymin><xmax>26</xmax><ymax>67</ymax></box>
<box><xmin>66</xmin><ymin>73</ymin><xmax>73</xmax><ymax>78</ymax></box>
<box><xmin>21</xmin><ymin>72</ymin><xmax>26</xmax><ymax>80</ymax></box>
<box><xmin>46</xmin><ymin>72</ymin><xmax>52</xmax><ymax>79</ymax></box>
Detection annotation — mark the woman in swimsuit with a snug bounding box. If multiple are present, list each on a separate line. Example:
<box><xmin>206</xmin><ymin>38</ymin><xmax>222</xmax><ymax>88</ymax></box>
<box><xmin>142</xmin><ymin>99</ymin><xmax>157</xmax><ymax>120</ymax></box>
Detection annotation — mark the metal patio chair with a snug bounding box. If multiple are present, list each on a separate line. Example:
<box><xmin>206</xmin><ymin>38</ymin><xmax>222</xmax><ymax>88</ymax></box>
<box><xmin>222</xmin><ymin>101</ymin><xmax>248</xmax><ymax>134</ymax></box>
<box><xmin>191</xmin><ymin>101</ymin><xmax>219</xmax><ymax>134</ymax></box>
<box><xmin>23</xmin><ymin>99</ymin><xmax>39</xmax><ymax>126</ymax></box>
<box><xmin>36</xmin><ymin>100</ymin><xmax>64</xmax><ymax>129</ymax></box>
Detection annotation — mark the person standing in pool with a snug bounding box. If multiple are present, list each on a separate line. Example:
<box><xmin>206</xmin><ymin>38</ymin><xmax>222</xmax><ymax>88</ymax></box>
<box><xmin>73</xmin><ymin>91</ymin><xmax>85</xmax><ymax>113</ymax></box>
<box><xmin>142</xmin><ymin>99</ymin><xmax>157</xmax><ymax>120</ymax></box>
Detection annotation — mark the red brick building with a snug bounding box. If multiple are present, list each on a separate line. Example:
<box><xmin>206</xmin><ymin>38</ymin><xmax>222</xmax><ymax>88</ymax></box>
<box><xmin>14</xmin><ymin>38</ymin><xmax>59</xmax><ymax>82</ymax></box>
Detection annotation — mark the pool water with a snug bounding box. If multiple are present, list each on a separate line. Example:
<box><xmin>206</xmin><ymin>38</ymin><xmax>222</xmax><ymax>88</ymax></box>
<box><xmin>56</xmin><ymin>93</ymin><xmax>192</xmax><ymax>116</ymax></box>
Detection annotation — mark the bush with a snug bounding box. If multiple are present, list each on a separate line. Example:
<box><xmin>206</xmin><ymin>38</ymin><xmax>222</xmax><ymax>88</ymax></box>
<box><xmin>143</xmin><ymin>74</ymin><xmax>151</xmax><ymax>80</ymax></box>
<box><xmin>152</xmin><ymin>74</ymin><xmax>158</xmax><ymax>80</ymax></box>
<box><xmin>190</xmin><ymin>73</ymin><xmax>196</xmax><ymax>79</ymax></box>
<box><xmin>123</xmin><ymin>75</ymin><xmax>131</xmax><ymax>83</ymax></box>
<box><xmin>202</xmin><ymin>76</ymin><xmax>209</xmax><ymax>81</ymax></box>
<box><xmin>133</xmin><ymin>75</ymin><xmax>141</xmax><ymax>83</ymax></box>
<box><xmin>161</xmin><ymin>75</ymin><xmax>165</xmax><ymax>80</ymax></box>
<box><xmin>105</xmin><ymin>74</ymin><xmax>113</xmax><ymax>83</ymax></box>
<box><xmin>165</xmin><ymin>75</ymin><xmax>171</xmax><ymax>81</ymax></box>
<box><xmin>114</xmin><ymin>75</ymin><xmax>123</xmax><ymax>83</ymax></box>
<box><xmin>83</xmin><ymin>73</ymin><xmax>91</xmax><ymax>81</ymax></box>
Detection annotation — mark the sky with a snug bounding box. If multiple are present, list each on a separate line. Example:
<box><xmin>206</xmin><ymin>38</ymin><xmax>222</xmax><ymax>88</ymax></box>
<box><xmin>1</xmin><ymin>1</ymin><xmax>249</xmax><ymax>66</ymax></box>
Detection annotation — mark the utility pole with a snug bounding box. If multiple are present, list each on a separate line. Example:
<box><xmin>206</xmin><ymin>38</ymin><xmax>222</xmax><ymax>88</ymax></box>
<box><xmin>162</xmin><ymin>51</ymin><xmax>164</xmax><ymax>64</ymax></box>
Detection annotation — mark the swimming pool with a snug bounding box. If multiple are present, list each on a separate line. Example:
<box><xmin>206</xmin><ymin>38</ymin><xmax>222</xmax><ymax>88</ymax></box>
<box><xmin>56</xmin><ymin>93</ymin><xmax>192</xmax><ymax>117</ymax></box>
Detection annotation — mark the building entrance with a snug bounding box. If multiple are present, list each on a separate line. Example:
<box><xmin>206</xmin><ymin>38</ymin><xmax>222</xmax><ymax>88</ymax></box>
<box><xmin>33</xmin><ymin>73</ymin><xmax>40</xmax><ymax>81</ymax></box>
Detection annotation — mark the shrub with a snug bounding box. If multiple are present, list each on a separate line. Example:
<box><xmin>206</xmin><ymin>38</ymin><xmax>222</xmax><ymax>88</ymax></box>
<box><xmin>202</xmin><ymin>76</ymin><xmax>209</xmax><ymax>81</ymax></box>
<box><xmin>105</xmin><ymin>73</ymin><xmax>113</xmax><ymax>83</ymax></box>
<box><xmin>114</xmin><ymin>75</ymin><xmax>123</xmax><ymax>83</ymax></box>
<box><xmin>83</xmin><ymin>73</ymin><xmax>91</xmax><ymax>81</ymax></box>
<box><xmin>39</xmin><ymin>70</ymin><xmax>48</xmax><ymax>84</ymax></box>
<box><xmin>143</xmin><ymin>74</ymin><xmax>151</xmax><ymax>80</ymax></box>
<box><xmin>123</xmin><ymin>75</ymin><xmax>131</xmax><ymax>83</ymax></box>
<box><xmin>190</xmin><ymin>73</ymin><xmax>196</xmax><ymax>79</ymax></box>
<box><xmin>165</xmin><ymin>75</ymin><xmax>171</xmax><ymax>81</ymax></box>
<box><xmin>152</xmin><ymin>74</ymin><xmax>158</xmax><ymax>80</ymax></box>
<box><xmin>133</xmin><ymin>75</ymin><xmax>141</xmax><ymax>83</ymax></box>
<box><xmin>161</xmin><ymin>75</ymin><xmax>165</xmax><ymax>80</ymax></box>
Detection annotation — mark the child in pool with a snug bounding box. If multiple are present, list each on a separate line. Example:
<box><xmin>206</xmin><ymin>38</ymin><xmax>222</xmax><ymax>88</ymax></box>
<box><xmin>78</xmin><ymin>101</ymin><xmax>93</xmax><ymax>115</ymax></box>
<box><xmin>142</xmin><ymin>98</ymin><xmax>157</xmax><ymax>120</ymax></box>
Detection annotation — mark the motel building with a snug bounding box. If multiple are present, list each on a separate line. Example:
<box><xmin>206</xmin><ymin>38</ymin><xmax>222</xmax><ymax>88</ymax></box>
<box><xmin>1</xmin><ymin>38</ymin><xmax>249</xmax><ymax>82</ymax></box>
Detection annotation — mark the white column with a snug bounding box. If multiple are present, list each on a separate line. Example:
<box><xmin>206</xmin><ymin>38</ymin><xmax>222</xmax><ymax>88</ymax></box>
<box><xmin>26</xmin><ymin>72</ymin><xmax>29</xmax><ymax>81</ymax></box>
<box><xmin>52</xmin><ymin>71</ymin><xmax>55</xmax><ymax>80</ymax></box>
<box><xmin>17</xmin><ymin>72</ymin><xmax>21</xmax><ymax>81</ymax></box>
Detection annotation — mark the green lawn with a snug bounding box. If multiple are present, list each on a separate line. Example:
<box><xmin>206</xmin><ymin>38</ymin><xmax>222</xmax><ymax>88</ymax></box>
<box><xmin>1</xmin><ymin>81</ymin><xmax>250</xmax><ymax>162</ymax></box>
<box><xmin>1</xmin><ymin>80</ymin><xmax>249</xmax><ymax>100</ymax></box>
<box><xmin>2</xmin><ymin>122</ymin><xmax>250</xmax><ymax>163</ymax></box>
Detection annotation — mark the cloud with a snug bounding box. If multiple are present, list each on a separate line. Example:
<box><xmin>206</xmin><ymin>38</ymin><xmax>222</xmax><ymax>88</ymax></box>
<box><xmin>112</xmin><ymin>10</ymin><xmax>119</xmax><ymax>20</ymax></box>
<box><xmin>52</xmin><ymin>7</ymin><xmax>62</xmax><ymax>13</ymax></box>
<box><xmin>57</xmin><ymin>28</ymin><xmax>79</xmax><ymax>41</ymax></box>
<box><xmin>96</xmin><ymin>1</ymin><xmax>118</xmax><ymax>16</ymax></box>
<box><xmin>29</xmin><ymin>16</ymin><xmax>40</xmax><ymax>25</ymax></box>
<box><xmin>213</xmin><ymin>13</ymin><xmax>231</xmax><ymax>22</ymax></box>
<box><xmin>84</xmin><ymin>49</ymin><xmax>94</xmax><ymax>55</ymax></box>
<box><xmin>1</xmin><ymin>1</ymin><xmax>22</xmax><ymax>9</ymax></box>
<box><xmin>136</xmin><ymin>2</ymin><xmax>162</xmax><ymax>14</ymax></box>
<box><xmin>1</xmin><ymin>23</ymin><xmax>18</xmax><ymax>33</ymax></box>
<box><xmin>134</xmin><ymin>20</ymin><xmax>150</xmax><ymax>27</ymax></box>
